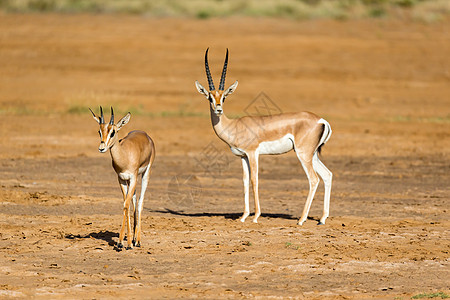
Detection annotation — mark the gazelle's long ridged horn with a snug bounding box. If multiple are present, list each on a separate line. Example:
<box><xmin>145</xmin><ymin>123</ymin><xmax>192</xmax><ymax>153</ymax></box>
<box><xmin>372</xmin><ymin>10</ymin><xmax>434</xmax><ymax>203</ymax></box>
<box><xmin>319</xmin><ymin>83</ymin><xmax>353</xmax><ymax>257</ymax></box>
<box><xmin>205</xmin><ymin>48</ymin><xmax>215</xmax><ymax>91</ymax></box>
<box><xmin>110</xmin><ymin>107</ymin><xmax>114</xmax><ymax>125</ymax></box>
<box><xmin>219</xmin><ymin>48</ymin><xmax>229</xmax><ymax>91</ymax></box>
<box><xmin>100</xmin><ymin>106</ymin><xmax>105</xmax><ymax>124</ymax></box>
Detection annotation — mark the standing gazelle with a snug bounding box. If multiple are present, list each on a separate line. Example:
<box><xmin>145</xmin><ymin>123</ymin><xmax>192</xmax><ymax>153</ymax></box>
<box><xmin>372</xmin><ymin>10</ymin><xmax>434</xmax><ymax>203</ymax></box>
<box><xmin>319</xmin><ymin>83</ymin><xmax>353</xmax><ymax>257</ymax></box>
<box><xmin>195</xmin><ymin>49</ymin><xmax>332</xmax><ymax>225</ymax></box>
<box><xmin>90</xmin><ymin>107</ymin><xmax>155</xmax><ymax>249</ymax></box>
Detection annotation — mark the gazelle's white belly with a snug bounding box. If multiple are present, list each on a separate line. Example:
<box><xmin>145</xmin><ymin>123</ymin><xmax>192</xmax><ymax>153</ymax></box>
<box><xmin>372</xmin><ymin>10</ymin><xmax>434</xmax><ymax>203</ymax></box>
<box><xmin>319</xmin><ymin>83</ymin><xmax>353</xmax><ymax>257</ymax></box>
<box><xmin>257</xmin><ymin>134</ymin><xmax>294</xmax><ymax>155</ymax></box>
<box><xmin>229</xmin><ymin>134</ymin><xmax>294</xmax><ymax>156</ymax></box>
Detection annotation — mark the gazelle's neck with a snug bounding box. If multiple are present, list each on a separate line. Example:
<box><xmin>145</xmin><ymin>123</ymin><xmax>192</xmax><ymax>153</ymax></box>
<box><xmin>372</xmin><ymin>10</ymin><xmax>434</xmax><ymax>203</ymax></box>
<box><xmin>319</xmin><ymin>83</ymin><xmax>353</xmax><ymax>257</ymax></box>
<box><xmin>109</xmin><ymin>140</ymin><xmax>123</xmax><ymax>162</ymax></box>
<box><xmin>210</xmin><ymin>105</ymin><xmax>233</xmax><ymax>142</ymax></box>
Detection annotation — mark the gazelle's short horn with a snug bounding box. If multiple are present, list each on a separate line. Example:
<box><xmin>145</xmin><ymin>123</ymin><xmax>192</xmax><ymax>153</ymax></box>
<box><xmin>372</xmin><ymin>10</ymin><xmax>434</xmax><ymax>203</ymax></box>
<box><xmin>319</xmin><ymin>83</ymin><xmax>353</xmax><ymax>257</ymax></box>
<box><xmin>110</xmin><ymin>107</ymin><xmax>114</xmax><ymax>125</ymax></box>
<box><xmin>89</xmin><ymin>107</ymin><xmax>96</xmax><ymax>118</ymax></box>
<box><xmin>100</xmin><ymin>106</ymin><xmax>105</xmax><ymax>124</ymax></box>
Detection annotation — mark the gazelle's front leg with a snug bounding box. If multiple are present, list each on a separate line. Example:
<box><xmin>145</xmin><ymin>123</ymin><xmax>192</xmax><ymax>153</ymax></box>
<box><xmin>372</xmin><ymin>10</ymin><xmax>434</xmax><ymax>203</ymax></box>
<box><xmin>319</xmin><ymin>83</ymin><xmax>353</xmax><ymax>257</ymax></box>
<box><xmin>248</xmin><ymin>152</ymin><xmax>261</xmax><ymax>223</ymax></box>
<box><xmin>119</xmin><ymin>174</ymin><xmax>137</xmax><ymax>249</ymax></box>
<box><xmin>240</xmin><ymin>156</ymin><xmax>250</xmax><ymax>222</ymax></box>
<box><xmin>117</xmin><ymin>178</ymin><xmax>127</xmax><ymax>249</ymax></box>
<box><xmin>118</xmin><ymin>178</ymin><xmax>128</xmax><ymax>203</ymax></box>
<box><xmin>117</xmin><ymin>178</ymin><xmax>128</xmax><ymax>249</ymax></box>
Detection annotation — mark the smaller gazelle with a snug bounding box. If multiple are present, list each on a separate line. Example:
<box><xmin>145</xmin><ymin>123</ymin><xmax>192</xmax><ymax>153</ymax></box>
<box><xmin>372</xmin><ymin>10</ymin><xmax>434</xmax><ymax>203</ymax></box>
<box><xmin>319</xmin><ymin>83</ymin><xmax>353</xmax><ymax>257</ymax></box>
<box><xmin>90</xmin><ymin>107</ymin><xmax>155</xmax><ymax>249</ymax></box>
<box><xmin>195</xmin><ymin>49</ymin><xmax>332</xmax><ymax>225</ymax></box>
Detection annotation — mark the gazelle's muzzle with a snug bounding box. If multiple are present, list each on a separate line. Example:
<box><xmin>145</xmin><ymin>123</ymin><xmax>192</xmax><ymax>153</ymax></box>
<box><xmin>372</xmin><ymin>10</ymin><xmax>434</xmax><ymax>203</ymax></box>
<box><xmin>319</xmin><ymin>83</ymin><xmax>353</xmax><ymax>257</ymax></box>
<box><xmin>99</xmin><ymin>142</ymin><xmax>107</xmax><ymax>153</ymax></box>
<box><xmin>214</xmin><ymin>104</ymin><xmax>223</xmax><ymax>115</ymax></box>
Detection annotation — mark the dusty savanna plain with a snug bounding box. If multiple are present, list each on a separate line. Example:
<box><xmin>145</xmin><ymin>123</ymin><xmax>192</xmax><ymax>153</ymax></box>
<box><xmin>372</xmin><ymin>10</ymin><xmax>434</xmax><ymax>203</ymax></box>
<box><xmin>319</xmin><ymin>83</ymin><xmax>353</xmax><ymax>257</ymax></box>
<box><xmin>0</xmin><ymin>14</ymin><xmax>449</xmax><ymax>299</ymax></box>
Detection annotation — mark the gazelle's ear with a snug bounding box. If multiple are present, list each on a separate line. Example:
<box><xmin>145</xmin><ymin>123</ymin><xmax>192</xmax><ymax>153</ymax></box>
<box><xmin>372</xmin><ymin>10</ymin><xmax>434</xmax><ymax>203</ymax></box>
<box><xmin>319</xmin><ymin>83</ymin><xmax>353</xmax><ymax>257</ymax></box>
<box><xmin>116</xmin><ymin>112</ymin><xmax>131</xmax><ymax>130</ymax></box>
<box><xmin>224</xmin><ymin>80</ymin><xmax>238</xmax><ymax>97</ymax></box>
<box><xmin>195</xmin><ymin>81</ymin><xmax>210</xmax><ymax>99</ymax></box>
<box><xmin>89</xmin><ymin>108</ymin><xmax>101</xmax><ymax>124</ymax></box>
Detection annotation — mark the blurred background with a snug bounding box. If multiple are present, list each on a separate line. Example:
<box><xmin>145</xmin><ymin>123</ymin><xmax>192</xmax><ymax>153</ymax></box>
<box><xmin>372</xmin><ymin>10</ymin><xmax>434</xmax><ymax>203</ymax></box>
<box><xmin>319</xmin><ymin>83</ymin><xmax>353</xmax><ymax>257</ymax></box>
<box><xmin>0</xmin><ymin>0</ymin><xmax>449</xmax><ymax>157</ymax></box>
<box><xmin>1</xmin><ymin>0</ymin><xmax>450</xmax><ymax>20</ymax></box>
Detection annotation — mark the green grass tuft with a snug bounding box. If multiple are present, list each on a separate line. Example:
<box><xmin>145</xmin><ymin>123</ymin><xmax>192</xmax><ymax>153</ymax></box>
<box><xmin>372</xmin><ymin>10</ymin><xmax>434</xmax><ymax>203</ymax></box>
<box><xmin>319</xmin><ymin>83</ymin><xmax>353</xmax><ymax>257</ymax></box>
<box><xmin>0</xmin><ymin>106</ymin><xmax>36</xmax><ymax>115</ymax></box>
<box><xmin>196</xmin><ymin>10</ymin><xmax>211</xmax><ymax>19</ymax></box>
<box><xmin>285</xmin><ymin>242</ymin><xmax>299</xmax><ymax>250</ymax></box>
<box><xmin>67</xmin><ymin>105</ymin><xmax>88</xmax><ymax>115</ymax></box>
<box><xmin>412</xmin><ymin>292</ymin><xmax>450</xmax><ymax>299</ymax></box>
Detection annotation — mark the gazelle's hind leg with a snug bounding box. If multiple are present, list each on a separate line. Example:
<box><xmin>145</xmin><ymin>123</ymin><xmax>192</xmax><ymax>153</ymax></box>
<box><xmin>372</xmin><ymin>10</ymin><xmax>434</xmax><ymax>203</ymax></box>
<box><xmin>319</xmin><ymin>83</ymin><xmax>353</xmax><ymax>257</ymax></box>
<box><xmin>134</xmin><ymin>163</ymin><xmax>151</xmax><ymax>247</ymax></box>
<box><xmin>295</xmin><ymin>150</ymin><xmax>320</xmax><ymax>226</ymax></box>
<box><xmin>312</xmin><ymin>152</ymin><xmax>332</xmax><ymax>225</ymax></box>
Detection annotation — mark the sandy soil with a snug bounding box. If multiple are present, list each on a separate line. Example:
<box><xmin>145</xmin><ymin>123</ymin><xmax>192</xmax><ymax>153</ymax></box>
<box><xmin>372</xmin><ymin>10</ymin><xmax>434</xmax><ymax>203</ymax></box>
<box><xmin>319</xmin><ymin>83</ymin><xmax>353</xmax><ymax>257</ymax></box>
<box><xmin>0</xmin><ymin>14</ymin><xmax>449</xmax><ymax>299</ymax></box>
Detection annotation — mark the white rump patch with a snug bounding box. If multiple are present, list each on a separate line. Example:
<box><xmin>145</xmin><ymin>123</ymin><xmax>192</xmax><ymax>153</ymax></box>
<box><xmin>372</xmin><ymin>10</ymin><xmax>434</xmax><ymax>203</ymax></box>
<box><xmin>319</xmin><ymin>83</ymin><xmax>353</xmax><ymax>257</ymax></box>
<box><xmin>317</xmin><ymin>118</ymin><xmax>332</xmax><ymax>146</ymax></box>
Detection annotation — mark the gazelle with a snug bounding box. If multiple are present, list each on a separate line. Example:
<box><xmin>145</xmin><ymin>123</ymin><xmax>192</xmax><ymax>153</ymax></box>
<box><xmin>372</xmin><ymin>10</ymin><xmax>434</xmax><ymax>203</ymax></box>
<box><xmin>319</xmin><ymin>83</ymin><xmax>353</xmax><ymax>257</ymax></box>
<box><xmin>195</xmin><ymin>48</ymin><xmax>332</xmax><ymax>225</ymax></box>
<box><xmin>90</xmin><ymin>107</ymin><xmax>155</xmax><ymax>249</ymax></box>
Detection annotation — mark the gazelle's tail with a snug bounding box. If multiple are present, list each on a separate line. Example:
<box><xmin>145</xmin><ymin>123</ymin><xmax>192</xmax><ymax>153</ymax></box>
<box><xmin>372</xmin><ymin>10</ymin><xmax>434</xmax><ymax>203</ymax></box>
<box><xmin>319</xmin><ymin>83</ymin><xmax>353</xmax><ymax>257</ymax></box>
<box><xmin>316</xmin><ymin>118</ymin><xmax>332</xmax><ymax>155</ymax></box>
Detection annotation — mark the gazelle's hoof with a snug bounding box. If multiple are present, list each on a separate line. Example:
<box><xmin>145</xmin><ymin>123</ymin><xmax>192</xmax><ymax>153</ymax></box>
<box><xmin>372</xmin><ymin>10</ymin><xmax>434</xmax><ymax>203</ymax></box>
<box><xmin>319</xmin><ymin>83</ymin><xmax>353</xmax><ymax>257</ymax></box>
<box><xmin>126</xmin><ymin>246</ymin><xmax>133</xmax><ymax>250</ymax></box>
<box><xmin>317</xmin><ymin>221</ymin><xmax>325</xmax><ymax>225</ymax></box>
<box><xmin>298</xmin><ymin>220</ymin><xmax>305</xmax><ymax>226</ymax></box>
<box><xmin>114</xmin><ymin>242</ymin><xmax>124</xmax><ymax>251</ymax></box>
<box><xmin>252</xmin><ymin>213</ymin><xmax>261</xmax><ymax>224</ymax></box>
<box><xmin>135</xmin><ymin>242</ymin><xmax>141</xmax><ymax>247</ymax></box>
<box><xmin>240</xmin><ymin>214</ymin><xmax>249</xmax><ymax>223</ymax></box>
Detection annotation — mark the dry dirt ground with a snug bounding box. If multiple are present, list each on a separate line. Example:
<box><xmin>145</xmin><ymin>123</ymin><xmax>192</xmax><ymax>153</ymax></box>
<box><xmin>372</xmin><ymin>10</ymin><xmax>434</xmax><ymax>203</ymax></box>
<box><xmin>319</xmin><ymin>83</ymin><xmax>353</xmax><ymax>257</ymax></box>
<box><xmin>0</xmin><ymin>14</ymin><xmax>449</xmax><ymax>299</ymax></box>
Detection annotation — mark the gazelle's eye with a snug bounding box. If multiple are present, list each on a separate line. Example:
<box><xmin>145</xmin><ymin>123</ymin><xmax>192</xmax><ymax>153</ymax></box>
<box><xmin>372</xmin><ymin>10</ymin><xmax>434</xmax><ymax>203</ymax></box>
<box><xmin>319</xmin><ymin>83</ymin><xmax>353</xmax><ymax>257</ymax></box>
<box><xmin>110</xmin><ymin>130</ymin><xmax>115</xmax><ymax>138</ymax></box>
